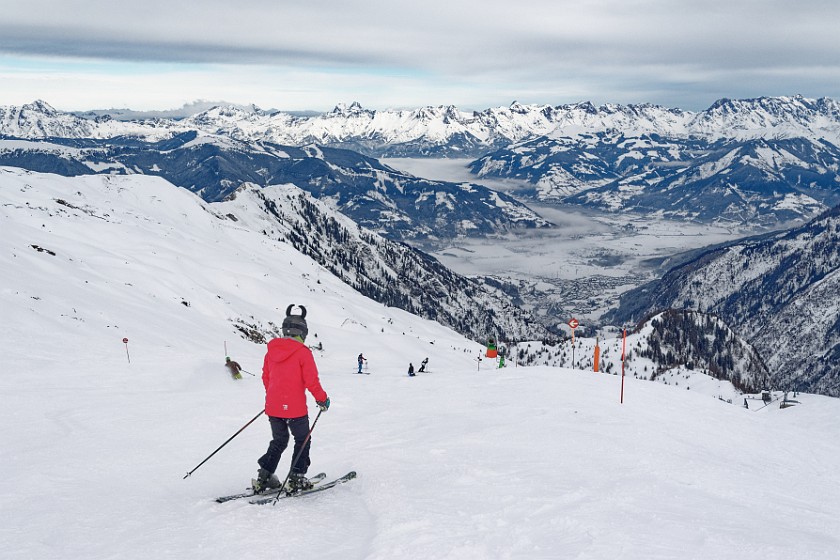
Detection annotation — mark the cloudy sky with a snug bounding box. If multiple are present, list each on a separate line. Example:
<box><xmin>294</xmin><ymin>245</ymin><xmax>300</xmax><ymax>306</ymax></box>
<box><xmin>2</xmin><ymin>0</ymin><xmax>839</xmax><ymax>112</ymax></box>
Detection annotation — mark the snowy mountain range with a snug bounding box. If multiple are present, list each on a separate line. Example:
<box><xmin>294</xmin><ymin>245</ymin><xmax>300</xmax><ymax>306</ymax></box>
<box><xmin>4</xmin><ymin>95</ymin><xmax>840</xmax><ymax>228</ymax></box>
<box><xmin>72</xmin><ymin>100</ymin><xmax>287</xmax><ymax>121</ymax></box>
<box><xmin>473</xmin><ymin>133</ymin><xmax>840</xmax><ymax>225</ymax></box>
<box><xmin>605</xmin><ymin>204</ymin><xmax>840</xmax><ymax>397</ymax></box>
<box><xmin>465</xmin><ymin>98</ymin><xmax>840</xmax><ymax>226</ymax></box>
<box><xmin>6</xmin><ymin>95</ymin><xmax>840</xmax><ymax>153</ymax></box>
<box><xmin>3</xmin><ymin>97</ymin><xmax>840</xmax><ymax>395</ymax></box>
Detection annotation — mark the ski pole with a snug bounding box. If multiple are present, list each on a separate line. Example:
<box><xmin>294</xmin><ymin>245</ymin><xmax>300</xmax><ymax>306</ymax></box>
<box><xmin>183</xmin><ymin>409</ymin><xmax>265</xmax><ymax>479</ymax></box>
<box><xmin>240</xmin><ymin>368</ymin><xmax>257</xmax><ymax>377</ymax></box>
<box><xmin>270</xmin><ymin>409</ymin><xmax>323</xmax><ymax>505</ymax></box>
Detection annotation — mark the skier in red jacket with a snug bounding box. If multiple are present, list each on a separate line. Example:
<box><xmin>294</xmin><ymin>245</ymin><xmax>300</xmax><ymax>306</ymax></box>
<box><xmin>252</xmin><ymin>304</ymin><xmax>330</xmax><ymax>493</ymax></box>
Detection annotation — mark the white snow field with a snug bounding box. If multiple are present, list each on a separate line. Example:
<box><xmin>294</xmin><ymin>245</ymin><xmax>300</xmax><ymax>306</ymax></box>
<box><xmin>1</xmin><ymin>168</ymin><xmax>839</xmax><ymax>560</ymax></box>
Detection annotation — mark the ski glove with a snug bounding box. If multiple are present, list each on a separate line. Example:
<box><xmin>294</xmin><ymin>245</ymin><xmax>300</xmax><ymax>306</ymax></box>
<box><xmin>316</xmin><ymin>397</ymin><xmax>330</xmax><ymax>412</ymax></box>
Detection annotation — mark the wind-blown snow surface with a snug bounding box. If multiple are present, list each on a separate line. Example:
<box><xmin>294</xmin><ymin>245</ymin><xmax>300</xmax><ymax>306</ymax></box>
<box><xmin>2</xmin><ymin>168</ymin><xmax>840</xmax><ymax>559</ymax></box>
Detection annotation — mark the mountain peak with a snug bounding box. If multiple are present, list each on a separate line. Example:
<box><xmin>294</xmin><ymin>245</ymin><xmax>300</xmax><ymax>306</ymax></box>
<box><xmin>21</xmin><ymin>100</ymin><xmax>58</xmax><ymax>115</ymax></box>
<box><xmin>331</xmin><ymin>101</ymin><xmax>368</xmax><ymax>116</ymax></box>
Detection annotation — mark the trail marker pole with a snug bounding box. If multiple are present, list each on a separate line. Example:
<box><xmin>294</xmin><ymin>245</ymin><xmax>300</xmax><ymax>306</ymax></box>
<box><xmin>122</xmin><ymin>337</ymin><xmax>131</xmax><ymax>364</ymax></box>
<box><xmin>620</xmin><ymin>329</ymin><xmax>627</xmax><ymax>404</ymax></box>
<box><xmin>568</xmin><ymin>318</ymin><xmax>579</xmax><ymax>369</ymax></box>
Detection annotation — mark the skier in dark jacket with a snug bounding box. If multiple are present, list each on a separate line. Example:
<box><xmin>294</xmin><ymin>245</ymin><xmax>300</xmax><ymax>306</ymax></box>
<box><xmin>418</xmin><ymin>357</ymin><xmax>428</xmax><ymax>373</ymax></box>
<box><xmin>408</xmin><ymin>363</ymin><xmax>415</xmax><ymax>377</ymax></box>
<box><xmin>225</xmin><ymin>357</ymin><xmax>243</xmax><ymax>380</ymax></box>
<box><xmin>252</xmin><ymin>304</ymin><xmax>330</xmax><ymax>493</ymax></box>
<box><xmin>357</xmin><ymin>353</ymin><xmax>366</xmax><ymax>374</ymax></box>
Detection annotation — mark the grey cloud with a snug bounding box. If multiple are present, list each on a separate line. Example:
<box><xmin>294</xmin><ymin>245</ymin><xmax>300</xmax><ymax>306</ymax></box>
<box><xmin>5</xmin><ymin>1</ymin><xmax>837</xmax><ymax>67</ymax></box>
<box><xmin>2</xmin><ymin>0</ymin><xmax>840</xmax><ymax>110</ymax></box>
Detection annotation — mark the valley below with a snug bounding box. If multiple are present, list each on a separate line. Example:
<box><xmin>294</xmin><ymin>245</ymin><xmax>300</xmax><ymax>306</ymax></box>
<box><xmin>383</xmin><ymin>157</ymin><xmax>791</xmax><ymax>332</ymax></box>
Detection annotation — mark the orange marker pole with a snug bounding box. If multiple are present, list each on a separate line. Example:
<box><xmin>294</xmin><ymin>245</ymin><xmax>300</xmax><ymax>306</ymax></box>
<box><xmin>593</xmin><ymin>337</ymin><xmax>600</xmax><ymax>372</ymax></box>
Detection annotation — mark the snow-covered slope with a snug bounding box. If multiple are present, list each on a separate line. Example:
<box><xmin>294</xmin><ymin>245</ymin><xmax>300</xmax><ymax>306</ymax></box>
<box><xmin>2</xmin><ymin>168</ymin><xmax>839</xmax><ymax>559</ymax></box>
<box><xmin>0</xmin><ymin>165</ymin><xmax>545</xmax><ymax>342</ymax></box>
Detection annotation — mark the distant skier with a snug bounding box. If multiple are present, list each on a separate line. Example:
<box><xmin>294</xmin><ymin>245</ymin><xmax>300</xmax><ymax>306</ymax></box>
<box><xmin>225</xmin><ymin>356</ymin><xmax>243</xmax><ymax>380</ymax></box>
<box><xmin>357</xmin><ymin>353</ymin><xmax>367</xmax><ymax>374</ymax></box>
<box><xmin>252</xmin><ymin>304</ymin><xmax>330</xmax><ymax>494</ymax></box>
<box><xmin>408</xmin><ymin>363</ymin><xmax>415</xmax><ymax>377</ymax></box>
<box><xmin>418</xmin><ymin>357</ymin><xmax>428</xmax><ymax>373</ymax></box>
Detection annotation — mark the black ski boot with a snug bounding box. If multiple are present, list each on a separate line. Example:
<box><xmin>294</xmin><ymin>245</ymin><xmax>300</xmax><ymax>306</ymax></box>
<box><xmin>252</xmin><ymin>468</ymin><xmax>281</xmax><ymax>493</ymax></box>
<box><xmin>288</xmin><ymin>472</ymin><xmax>314</xmax><ymax>492</ymax></box>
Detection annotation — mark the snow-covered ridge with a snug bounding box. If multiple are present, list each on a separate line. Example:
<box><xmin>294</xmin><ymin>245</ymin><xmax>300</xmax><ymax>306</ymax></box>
<box><xmin>216</xmin><ymin>182</ymin><xmax>548</xmax><ymax>342</ymax></box>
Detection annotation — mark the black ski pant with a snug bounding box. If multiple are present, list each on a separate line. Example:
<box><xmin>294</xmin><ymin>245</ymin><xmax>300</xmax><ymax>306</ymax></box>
<box><xmin>258</xmin><ymin>415</ymin><xmax>312</xmax><ymax>475</ymax></box>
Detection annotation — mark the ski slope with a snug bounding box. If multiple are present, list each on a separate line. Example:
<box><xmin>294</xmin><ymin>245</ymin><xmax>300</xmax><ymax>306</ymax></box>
<box><xmin>1</xmin><ymin>168</ymin><xmax>839</xmax><ymax>559</ymax></box>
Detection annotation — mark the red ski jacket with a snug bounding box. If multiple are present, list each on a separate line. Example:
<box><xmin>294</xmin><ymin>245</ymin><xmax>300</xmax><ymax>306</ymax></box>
<box><xmin>262</xmin><ymin>337</ymin><xmax>327</xmax><ymax>418</ymax></box>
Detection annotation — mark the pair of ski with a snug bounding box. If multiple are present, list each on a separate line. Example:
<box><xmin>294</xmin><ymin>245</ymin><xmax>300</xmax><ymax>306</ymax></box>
<box><xmin>215</xmin><ymin>471</ymin><xmax>356</xmax><ymax>505</ymax></box>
